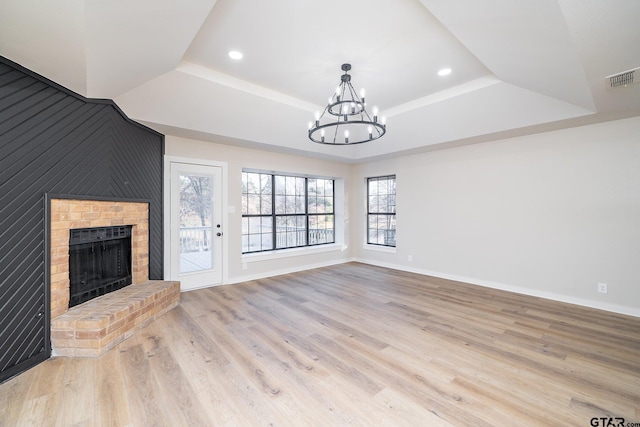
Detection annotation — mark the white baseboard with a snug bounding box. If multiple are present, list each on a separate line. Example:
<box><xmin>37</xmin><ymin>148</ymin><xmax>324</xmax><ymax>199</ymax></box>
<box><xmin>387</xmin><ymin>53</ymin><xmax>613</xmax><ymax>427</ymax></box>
<box><xmin>353</xmin><ymin>258</ymin><xmax>640</xmax><ymax>318</ymax></box>
<box><xmin>227</xmin><ymin>257</ymin><xmax>356</xmax><ymax>285</ymax></box>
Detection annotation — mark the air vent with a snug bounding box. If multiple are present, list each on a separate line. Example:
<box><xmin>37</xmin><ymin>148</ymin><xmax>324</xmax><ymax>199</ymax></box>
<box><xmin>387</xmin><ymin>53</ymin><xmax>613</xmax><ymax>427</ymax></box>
<box><xmin>606</xmin><ymin>67</ymin><xmax>639</xmax><ymax>88</ymax></box>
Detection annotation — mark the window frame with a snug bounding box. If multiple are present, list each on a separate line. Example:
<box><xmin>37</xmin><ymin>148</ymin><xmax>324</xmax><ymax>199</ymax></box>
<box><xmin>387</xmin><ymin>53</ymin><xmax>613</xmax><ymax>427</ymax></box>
<box><xmin>242</xmin><ymin>171</ymin><xmax>335</xmax><ymax>254</ymax></box>
<box><xmin>366</xmin><ymin>175</ymin><xmax>396</xmax><ymax>247</ymax></box>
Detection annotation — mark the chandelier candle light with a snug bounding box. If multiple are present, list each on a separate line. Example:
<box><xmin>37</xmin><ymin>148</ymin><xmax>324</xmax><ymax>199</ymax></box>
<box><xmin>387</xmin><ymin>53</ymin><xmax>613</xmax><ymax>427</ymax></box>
<box><xmin>308</xmin><ymin>64</ymin><xmax>386</xmax><ymax>145</ymax></box>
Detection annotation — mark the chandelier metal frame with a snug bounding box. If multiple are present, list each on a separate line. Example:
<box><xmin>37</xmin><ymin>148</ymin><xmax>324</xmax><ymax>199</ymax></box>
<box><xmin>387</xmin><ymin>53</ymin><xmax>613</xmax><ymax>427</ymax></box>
<box><xmin>308</xmin><ymin>63</ymin><xmax>386</xmax><ymax>145</ymax></box>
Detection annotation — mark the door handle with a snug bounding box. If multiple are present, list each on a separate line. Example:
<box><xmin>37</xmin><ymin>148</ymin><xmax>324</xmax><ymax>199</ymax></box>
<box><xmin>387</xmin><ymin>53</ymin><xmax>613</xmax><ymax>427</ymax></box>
<box><xmin>216</xmin><ymin>232</ymin><xmax>223</xmax><ymax>237</ymax></box>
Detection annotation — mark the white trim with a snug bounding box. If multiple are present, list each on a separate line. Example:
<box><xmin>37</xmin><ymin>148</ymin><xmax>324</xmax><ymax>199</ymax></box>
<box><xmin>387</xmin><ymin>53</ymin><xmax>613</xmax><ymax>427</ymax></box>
<box><xmin>229</xmin><ymin>258</ymin><xmax>355</xmax><ymax>285</ymax></box>
<box><xmin>242</xmin><ymin>243</ymin><xmax>345</xmax><ymax>263</ymax></box>
<box><xmin>242</xmin><ymin>167</ymin><xmax>335</xmax><ymax>181</ymax></box>
<box><xmin>164</xmin><ymin>155</ymin><xmax>229</xmax><ymax>285</ymax></box>
<box><xmin>179</xmin><ymin>61</ymin><xmax>320</xmax><ymax>113</ymax></box>
<box><xmin>240</xmin><ymin>174</ymin><xmax>346</xmax><ymax>261</ymax></box>
<box><xmin>353</xmin><ymin>258</ymin><xmax>640</xmax><ymax>318</ymax></box>
<box><xmin>179</xmin><ymin>282</ymin><xmax>227</xmax><ymax>293</ymax></box>
<box><xmin>362</xmin><ymin>244</ymin><xmax>396</xmax><ymax>254</ymax></box>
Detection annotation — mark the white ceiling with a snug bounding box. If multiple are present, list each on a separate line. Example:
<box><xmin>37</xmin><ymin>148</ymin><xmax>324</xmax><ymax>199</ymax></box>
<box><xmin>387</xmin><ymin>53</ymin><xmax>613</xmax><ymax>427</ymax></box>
<box><xmin>1</xmin><ymin>0</ymin><xmax>639</xmax><ymax>162</ymax></box>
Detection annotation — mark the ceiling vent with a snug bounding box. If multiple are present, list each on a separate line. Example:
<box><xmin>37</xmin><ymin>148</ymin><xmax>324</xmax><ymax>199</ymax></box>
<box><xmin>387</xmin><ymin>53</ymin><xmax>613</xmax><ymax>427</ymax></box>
<box><xmin>606</xmin><ymin>67</ymin><xmax>639</xmax><ymax>88</ymax></box>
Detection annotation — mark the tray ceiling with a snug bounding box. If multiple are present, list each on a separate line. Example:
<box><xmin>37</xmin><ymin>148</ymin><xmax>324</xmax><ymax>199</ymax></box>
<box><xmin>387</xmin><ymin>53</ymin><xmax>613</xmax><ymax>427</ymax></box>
<box><xmin>2</xmin><ymin>0</ymin><xmax>639</xmax><ymax>161</ymax></box>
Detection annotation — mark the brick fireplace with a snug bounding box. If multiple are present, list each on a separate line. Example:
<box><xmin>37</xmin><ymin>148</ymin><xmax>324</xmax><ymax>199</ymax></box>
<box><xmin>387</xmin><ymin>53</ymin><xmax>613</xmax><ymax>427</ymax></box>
<box><xmin>49</xmin><ymin>198</ymin><xmax>150</xmax><ymax>319</ymax></box>
<box><xmin>49</xmin><ymin>198</ymin><xmax>179</xmax><ymax>357</ymax></box>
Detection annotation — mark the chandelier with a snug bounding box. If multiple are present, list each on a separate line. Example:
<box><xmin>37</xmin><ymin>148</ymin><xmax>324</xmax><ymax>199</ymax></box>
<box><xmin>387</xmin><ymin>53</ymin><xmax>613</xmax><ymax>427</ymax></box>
<box><xmin>308</xmin><ymin>63</ymin><xmax>386</xmax><ymax>145</ymax></box>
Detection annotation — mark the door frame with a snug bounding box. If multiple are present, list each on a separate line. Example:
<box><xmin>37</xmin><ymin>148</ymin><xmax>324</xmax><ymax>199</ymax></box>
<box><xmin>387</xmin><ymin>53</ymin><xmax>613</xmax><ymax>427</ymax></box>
<box><xmin>164</xmin><ymin>156</ymin><xmax>229</xmax><ymax>288</ymax></box>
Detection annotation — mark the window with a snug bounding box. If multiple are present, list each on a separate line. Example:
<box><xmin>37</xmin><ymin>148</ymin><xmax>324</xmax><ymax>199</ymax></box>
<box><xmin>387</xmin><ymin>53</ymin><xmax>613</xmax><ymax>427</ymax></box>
<box><xmin>367</xmin><ymin>175</ymin><xmax>396</xmax><ymax>247</ymax></box>
<box><xmin>242</xmin><ymin>171</ymin><xmax>334</xmax><ymax>253</ymax></box>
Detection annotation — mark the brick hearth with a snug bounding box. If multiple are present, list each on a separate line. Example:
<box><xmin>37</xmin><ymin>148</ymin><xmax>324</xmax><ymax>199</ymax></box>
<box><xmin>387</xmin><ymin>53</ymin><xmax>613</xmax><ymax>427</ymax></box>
<box><xmin>51</xmin><ymin>280</ymin><xmax>180</xmax><ymax>357</ymax></box>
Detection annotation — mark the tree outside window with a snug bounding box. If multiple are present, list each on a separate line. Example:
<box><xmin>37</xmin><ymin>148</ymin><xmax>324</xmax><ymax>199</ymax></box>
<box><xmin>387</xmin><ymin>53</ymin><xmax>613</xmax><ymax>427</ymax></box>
<box><xmin>242</xmin><ymin>171</ymin><xmax>335</xmax><ymax>253</ymax></box>
<box><xmin>367</xmin><ymin>175</ymin><xmax>396</xmax><ymax>247</ymax></box>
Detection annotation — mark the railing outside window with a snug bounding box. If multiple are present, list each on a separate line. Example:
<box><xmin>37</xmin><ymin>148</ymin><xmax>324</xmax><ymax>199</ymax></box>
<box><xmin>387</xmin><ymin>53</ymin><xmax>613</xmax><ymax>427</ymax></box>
<box><xmin>179</xmin><ymin>226</ymin><xmax>211</xmax><ymax>253</ymax></box>
<box><xmin>242</xmin><ymin>171</ymin><xmax>335</xmax><ymax>253</ymax></box>
<box><xmin>367</xmin><ymin>175</ymin><xmax>396</xmax><ymax>247</ymax></box>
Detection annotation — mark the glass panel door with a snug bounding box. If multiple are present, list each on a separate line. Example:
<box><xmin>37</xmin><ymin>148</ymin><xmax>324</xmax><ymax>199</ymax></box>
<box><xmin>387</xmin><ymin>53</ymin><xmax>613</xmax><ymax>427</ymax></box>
<box><xmin>169</xmin><ymin>162</ymin><xmax>222</xmax><ymax>290</ymax></box>
<box><xmin>179</xmin><ymin>173</ymin><xmax>213</xmax><ymax>274</ymax></box>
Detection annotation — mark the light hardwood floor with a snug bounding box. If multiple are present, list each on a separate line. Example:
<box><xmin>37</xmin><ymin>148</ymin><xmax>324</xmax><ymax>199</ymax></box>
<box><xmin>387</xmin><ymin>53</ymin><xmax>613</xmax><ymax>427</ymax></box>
<box><xmin>1</xmin><ymin>262</ymin><xmax>639</xmax><ymax>426</ymax></box>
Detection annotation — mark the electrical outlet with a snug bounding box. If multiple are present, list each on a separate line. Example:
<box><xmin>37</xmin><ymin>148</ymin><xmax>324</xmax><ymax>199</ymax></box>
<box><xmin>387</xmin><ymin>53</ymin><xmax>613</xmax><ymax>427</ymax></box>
<box><xmin>408</xmin><ymin>255</ymin><xmax>413</xmax><ymax>262</ymax></box>
<box><xmin>597</xmin><ymin>283</ymin><xmax>608</xmax><ymax>294</ymax></box>
<box><xmin>242</xmin><ymin>262</ymin><xmax>248</xmax><ymax>271</ymax></box>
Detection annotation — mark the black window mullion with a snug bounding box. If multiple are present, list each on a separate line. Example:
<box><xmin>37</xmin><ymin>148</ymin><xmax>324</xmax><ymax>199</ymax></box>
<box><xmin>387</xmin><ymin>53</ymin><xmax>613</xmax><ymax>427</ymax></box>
<box><xmin>367</xmin><ymin>175</ymin><xmax>396</xmax><ymax>247</ymax></box>
<box><xmin>242</xmin><ymin>171</ymin><xmax>335</xmax><ymax>253</ymax></box>
<box><xmin>271</xmin><ymin>175</ymin><xmax>276</xmax><ymax>250</ymax></box>
<box><xmin>367</xmin><ymin>178</ymin><xmax>371</xmax><ymax>243</ymax></box>
<box><xmin>305</xmin><ymin>177</ymin><xmax>309</xmax><ymax>246</ymax></box>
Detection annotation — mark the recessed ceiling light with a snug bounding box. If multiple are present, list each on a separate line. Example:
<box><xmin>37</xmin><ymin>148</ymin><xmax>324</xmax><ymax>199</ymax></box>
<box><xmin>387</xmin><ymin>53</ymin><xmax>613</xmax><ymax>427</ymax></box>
<box><xmin>228</xmin><ymin>50</ymin><xmax>243</xmax><ymax>60</ymax></box>
<box><xmin>438</xmin><ymin>68</ymin><xmax>452</xmax><ymax>76</ymax></box>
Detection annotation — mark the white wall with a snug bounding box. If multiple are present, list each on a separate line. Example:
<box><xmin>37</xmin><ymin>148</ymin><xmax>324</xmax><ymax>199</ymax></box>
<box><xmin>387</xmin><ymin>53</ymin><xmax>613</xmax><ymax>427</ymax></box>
<box><xmin>353</xmin><ymin>116</ymin><xmax>640</xmax><ymax>317</ymax></box>
<box><xmin>165</xmin><ymin>136</ymin><xmax>354</xmax><ymax>282</ymax></box>
<box><xmin>166</xmin><ymin>116</ymin><xmax>639</xmax><ymax>316</ymax></box>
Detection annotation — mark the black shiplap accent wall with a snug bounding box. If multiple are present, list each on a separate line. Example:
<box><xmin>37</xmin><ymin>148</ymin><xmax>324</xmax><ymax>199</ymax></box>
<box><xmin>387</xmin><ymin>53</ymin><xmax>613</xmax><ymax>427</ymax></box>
<box><xmin>0</xmin><ymin>56</ymin><xmax>164</xmax><ymax>383</ymax></box>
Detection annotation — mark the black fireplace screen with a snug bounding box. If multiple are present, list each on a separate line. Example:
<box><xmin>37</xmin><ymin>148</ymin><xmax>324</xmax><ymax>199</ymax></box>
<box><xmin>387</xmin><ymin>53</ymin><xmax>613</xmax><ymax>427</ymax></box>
<box><xmin>68</xmin><ymin>226</ymin><xmax>132</xmax><ymax>308</ymax></box>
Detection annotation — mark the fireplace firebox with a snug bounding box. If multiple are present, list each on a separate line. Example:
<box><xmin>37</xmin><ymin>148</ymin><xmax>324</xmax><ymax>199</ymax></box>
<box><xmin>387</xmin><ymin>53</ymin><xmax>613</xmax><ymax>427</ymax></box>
<box><xmin>68</xmin><ymin>226</ymin><xmax>133</xmax><ymax>308</ymax></box>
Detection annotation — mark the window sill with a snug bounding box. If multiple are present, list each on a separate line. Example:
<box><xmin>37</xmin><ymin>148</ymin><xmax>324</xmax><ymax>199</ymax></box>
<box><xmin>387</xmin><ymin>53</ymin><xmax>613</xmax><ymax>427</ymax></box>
<box><xmin>242</xmin><ymin>243</ymin><xmax>344</xmax><ymax>263</ymax></box>
<box><xmin>363</xmin><ymin>244</ymin><xmax>397</xmax><ymax>254</ymax></box>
